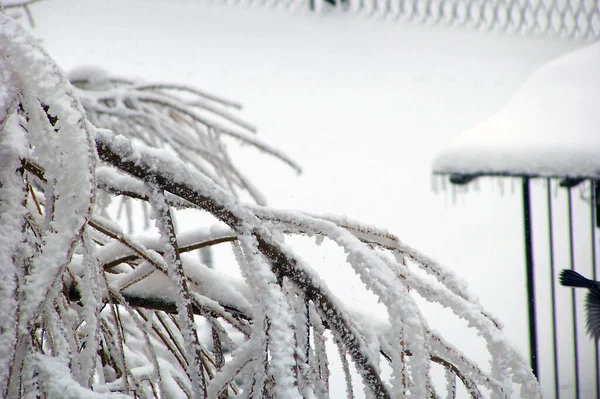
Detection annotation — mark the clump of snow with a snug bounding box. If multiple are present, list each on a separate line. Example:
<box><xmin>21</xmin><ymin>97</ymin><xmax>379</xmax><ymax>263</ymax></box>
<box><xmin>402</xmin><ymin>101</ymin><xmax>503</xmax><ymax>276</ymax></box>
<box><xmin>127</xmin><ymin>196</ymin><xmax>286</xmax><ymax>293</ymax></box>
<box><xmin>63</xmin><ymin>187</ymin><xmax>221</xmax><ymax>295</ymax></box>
<box><xmin>68</xmin><ymin>66</ymin><xmax>115</xmax><ymax>90</ymax></box>
<box><xmin>34</xmin><ymin>354</ymin><xmax>130</xmax><ymax>399</ymax></box>
<box><xmin>433</xmin><ymin>42</ymin><xmax>600</xmax><ymax>179</ymax></box>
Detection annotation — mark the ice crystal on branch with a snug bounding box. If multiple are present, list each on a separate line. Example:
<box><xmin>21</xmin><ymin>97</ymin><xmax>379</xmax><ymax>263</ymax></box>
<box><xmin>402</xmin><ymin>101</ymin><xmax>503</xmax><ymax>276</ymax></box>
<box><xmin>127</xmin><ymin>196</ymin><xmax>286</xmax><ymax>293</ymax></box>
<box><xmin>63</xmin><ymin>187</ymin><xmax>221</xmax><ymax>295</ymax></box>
<box><xmin>0</xmin><ymin>8</ymin><xmax>540</xmax><ymax>399</ymax></box>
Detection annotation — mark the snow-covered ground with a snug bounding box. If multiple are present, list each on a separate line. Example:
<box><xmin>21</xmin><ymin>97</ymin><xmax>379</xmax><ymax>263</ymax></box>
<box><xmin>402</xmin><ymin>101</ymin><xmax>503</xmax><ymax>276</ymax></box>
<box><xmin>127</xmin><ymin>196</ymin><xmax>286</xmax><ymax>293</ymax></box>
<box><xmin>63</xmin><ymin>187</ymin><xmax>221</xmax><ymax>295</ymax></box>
<box><xmin>31</xmin><ymin>0</ymin><xmax>588</xmax><ymax>396</ymax></box>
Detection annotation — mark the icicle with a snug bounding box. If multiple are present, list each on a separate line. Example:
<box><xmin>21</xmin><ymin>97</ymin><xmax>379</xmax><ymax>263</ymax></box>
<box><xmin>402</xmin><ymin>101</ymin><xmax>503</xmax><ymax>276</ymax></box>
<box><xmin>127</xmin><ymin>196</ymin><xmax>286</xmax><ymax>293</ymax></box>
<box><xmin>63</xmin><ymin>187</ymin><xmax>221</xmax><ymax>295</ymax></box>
<box><xmin>499</xmin><ymin>177</ymin><xmax>505</xmax><ymax>196</ymax></box>
<box><xmin>431</xmin><ymin>174</ymin><xmax>439</xmax><ymax>194</ymax></box>
<box><xmin>451</xmin><ymin>184</ymin><xmax>457</xmax><ymax>205</ymax></box>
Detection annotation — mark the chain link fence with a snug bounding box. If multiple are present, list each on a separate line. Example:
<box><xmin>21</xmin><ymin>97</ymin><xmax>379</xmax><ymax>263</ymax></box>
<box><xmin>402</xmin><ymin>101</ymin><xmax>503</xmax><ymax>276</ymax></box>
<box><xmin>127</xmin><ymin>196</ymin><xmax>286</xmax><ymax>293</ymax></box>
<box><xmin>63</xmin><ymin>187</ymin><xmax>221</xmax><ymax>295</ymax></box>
<box><xmin>351</xmin><ymin>0</ymin><xmax>599</xmax><ymax>39</ymax></box>
<box><xmin>234</xmin><ymin>0</ymin><xmax>600</xmax><ymax>39</ymax></box>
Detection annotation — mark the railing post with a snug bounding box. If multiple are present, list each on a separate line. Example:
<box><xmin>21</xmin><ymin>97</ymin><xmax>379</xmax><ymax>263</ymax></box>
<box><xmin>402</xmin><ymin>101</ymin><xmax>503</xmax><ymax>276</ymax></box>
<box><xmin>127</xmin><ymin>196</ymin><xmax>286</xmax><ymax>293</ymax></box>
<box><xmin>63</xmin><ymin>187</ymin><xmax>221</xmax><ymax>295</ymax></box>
<box><xmin>591</xmin><ymin>180</ymin><xmax>600</xmax><ymax>398</ymax></box>
<box><xmin>547</xmin><ymin>178</ymin><xmax>560</xmax><ymax>398</ymax></box>
<box><xmin>566</xmin><ymin>187</ymin><xmax>581</xmax><ymax>398</ymax></box>
<box><xmin>522</xmin><ymin>177</ymin><xmax>539</xmax><ymax>378</ymax></box>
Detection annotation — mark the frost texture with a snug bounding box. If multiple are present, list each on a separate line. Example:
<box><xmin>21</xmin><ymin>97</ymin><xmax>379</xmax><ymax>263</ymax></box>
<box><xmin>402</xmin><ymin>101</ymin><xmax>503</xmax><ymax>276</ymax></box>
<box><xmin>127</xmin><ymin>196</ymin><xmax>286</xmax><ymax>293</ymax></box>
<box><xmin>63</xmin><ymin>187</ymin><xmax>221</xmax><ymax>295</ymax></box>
<box><xmin>0</xmin><ymin>9</ymin><xmax>540</xmax><ymax>399</ymax></box>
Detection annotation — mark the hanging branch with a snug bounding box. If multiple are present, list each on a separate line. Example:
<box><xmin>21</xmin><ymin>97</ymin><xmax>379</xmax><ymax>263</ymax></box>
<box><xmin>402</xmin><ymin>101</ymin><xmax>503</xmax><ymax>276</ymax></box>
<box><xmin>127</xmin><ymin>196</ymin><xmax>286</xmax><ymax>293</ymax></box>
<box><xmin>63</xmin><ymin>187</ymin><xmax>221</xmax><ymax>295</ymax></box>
<box><xmin>72</xmin><ymin>67</ymin><xmax>300</xmax><ymax>207</ymax></box>
<box><xmin>148</xmin><ymin>187</ymin><xmax>207</xmax><ymax>398</ymax></box>
<box><xmin>95</xmin><ymin>129</ymin><xmax>392</xmax><ymax>398</ymax></box>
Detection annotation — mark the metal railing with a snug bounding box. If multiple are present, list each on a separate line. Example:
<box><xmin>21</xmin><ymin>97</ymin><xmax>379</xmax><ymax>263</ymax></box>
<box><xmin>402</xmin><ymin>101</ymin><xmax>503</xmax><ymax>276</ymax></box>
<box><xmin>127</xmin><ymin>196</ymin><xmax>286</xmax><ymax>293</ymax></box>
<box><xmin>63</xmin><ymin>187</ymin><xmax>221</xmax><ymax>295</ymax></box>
<box><xmin>443</xmin><ymin>175</ymin><xmax>600</xmax><ymax>399</ymax></box>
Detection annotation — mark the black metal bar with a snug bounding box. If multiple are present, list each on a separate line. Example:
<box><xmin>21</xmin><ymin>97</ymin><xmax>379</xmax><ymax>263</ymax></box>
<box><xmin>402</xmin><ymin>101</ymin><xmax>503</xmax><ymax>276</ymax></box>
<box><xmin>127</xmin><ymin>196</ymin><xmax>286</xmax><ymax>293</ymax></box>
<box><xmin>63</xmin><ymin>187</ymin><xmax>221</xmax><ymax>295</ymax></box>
<box><xmin>547</xmin><ymin>179</ymin><xmax>560</xmax><ymax>398</ymax></box>
<box><xmin>591</xmin><ymin>180</ymin><xmax>600</xmax><ymax>399</ymax></box>
<box><xmin>522</xmin><ymin>177</ymin><xmax>539</xmax><ymax>378</ymax></box>
<box><xmin>567</xmin><ymin>187</ymin><xmax>581</xmax><ymax>398</ymax></box>
<box><xmin>596</xmin><ymin>181</ymin><xmax>600</xmax><ymax>228</ymax></box>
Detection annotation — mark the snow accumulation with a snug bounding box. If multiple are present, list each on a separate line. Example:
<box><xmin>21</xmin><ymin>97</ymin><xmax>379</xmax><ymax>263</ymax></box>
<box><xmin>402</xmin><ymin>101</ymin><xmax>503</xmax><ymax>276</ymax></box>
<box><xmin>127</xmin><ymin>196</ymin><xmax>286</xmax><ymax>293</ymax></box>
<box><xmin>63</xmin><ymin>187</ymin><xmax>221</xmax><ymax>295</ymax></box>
<box><xmin>432</xmin><ymin>41</ymin><xmax>600</xmax><ymax>179</ymax></box>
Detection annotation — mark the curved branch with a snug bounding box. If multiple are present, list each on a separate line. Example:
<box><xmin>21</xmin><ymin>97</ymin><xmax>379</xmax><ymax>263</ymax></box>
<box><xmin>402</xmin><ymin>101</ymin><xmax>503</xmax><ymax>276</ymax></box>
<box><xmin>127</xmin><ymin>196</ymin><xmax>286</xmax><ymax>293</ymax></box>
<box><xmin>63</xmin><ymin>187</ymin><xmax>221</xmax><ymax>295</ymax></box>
<box><xmin>95</xmin><ymin>130</ymin><xmax>392</xmax><ymax>399</ymax></box>
<box><xmin>101</xmin><ymin>234</ymin><xmax>237</xmax><ymax>271</ymax></box>
<box><xmin>429</xmin><ymin>356</ymin><xmax>481</xmax><ymax>399</ymax></box>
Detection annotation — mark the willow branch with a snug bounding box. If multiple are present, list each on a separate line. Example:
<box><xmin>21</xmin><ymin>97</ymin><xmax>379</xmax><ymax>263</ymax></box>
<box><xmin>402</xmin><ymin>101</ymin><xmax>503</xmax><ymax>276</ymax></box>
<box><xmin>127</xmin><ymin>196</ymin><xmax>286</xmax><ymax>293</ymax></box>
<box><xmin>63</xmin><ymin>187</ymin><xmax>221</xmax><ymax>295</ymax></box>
<box><xmin>95</xmin><ymin>132</ymin><xmax>392</xmax><ymax>399</ymax></box>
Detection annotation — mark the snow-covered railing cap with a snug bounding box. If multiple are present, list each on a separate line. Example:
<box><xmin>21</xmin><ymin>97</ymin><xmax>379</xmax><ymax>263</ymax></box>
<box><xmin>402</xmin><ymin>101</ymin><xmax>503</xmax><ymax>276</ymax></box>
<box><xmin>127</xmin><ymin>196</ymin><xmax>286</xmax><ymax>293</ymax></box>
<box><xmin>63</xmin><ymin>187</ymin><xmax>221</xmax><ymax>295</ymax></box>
<box><xmin>432</xmin><ymin>42</ymin><xmax>600</xmax><ymax>185</ymax></box>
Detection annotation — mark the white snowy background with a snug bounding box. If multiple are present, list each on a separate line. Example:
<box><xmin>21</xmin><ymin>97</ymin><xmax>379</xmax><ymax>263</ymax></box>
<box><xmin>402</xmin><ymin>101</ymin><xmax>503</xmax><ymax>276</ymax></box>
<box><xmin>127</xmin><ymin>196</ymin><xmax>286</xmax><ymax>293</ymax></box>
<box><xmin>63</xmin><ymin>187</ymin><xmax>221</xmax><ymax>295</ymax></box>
<box><xmin>28</xmin><ymin>0</ymin><xmax>595</xmax><ymax>396</ymax></box>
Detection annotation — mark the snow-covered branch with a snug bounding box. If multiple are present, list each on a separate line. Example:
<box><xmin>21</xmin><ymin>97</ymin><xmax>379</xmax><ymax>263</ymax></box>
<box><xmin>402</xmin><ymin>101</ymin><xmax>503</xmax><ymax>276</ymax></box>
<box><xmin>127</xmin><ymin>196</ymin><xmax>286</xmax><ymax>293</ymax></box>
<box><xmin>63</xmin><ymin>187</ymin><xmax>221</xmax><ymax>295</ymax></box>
<box><xmin>0</xmin><ymin>9</ymin><xmax>541</xmax><ymax>399</ymax></box>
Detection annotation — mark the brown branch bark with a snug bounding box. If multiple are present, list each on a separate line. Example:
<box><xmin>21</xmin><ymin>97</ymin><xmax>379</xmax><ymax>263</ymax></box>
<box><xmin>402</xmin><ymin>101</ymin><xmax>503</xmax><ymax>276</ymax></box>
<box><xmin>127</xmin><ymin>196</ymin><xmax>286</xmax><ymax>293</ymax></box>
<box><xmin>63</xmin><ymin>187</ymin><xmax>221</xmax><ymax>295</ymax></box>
<box><xmin>430</xmin><ymin>356</ymin><xmax>481</xmax><ymax>398</ymax></box>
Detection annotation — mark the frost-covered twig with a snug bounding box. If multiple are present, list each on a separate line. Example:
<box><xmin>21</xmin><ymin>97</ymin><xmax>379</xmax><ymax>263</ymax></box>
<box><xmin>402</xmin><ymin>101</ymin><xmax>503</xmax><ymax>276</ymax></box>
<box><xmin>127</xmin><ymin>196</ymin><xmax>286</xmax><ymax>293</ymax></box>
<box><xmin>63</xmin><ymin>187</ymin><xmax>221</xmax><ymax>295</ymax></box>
<box><xmin>1</xmin><ymin>12</ymin><xmax>96</xmax><ymax>397</ymax></box>
<box><xmin>95</xmin><ymin>128</ymin><xmax>393</xmax><ymax>398</ymax></box>
<box><xmin>71</xmin><ymin>66</ymin><xmax>300</xmax><ymax>207</ymax></box>
<box><xmin>148</xmin><ymin>187</ymin><xmax>207</xmax><ymax>398</ymax></box>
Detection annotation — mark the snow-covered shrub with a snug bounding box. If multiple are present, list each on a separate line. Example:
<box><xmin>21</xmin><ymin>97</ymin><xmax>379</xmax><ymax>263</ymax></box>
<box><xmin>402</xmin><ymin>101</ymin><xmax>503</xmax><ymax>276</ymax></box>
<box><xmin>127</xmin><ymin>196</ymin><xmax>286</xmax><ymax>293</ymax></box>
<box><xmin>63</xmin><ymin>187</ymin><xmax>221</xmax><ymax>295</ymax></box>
<box><xmin>0</xmin><ymin>8</ymin><xmax>540</xmax><ymax>399</ymax></box>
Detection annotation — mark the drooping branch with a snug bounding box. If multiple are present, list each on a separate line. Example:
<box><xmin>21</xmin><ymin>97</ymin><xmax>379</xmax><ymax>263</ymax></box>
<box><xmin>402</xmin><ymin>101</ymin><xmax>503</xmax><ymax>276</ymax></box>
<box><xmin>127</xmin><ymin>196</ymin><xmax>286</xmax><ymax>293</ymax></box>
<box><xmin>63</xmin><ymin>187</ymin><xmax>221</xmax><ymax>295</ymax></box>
<box><xmin>149</xmin><ymin>187</ymin><xmax>207</xmax><ymax>397</ymax></box>
<box><xmin>101</xmin><ymin>234</ymin><xmax>237</xmax><ymax>272</ymax></box>
<box><xmin>22</xmin><ymin>144</ymin><xmax>519</xmax><ymax>398</ymax></box>
<box><xmin>429</xmin><ymin>356</ymin><xmax>481</xmax><ymax>398</ymax></box>
<box><xmin>94</xmin><ymin>130</ymin><xmax>393</xmax><ymax>399</ymax></box>
<box><xmin>95</xmin><ymin>133</ymin><xmax>242</xmax><ymax>228</ymax></box>
<box><xmin>73</xmin><ymin>67</ymin><xmax>301</xmax><ymax>207</ymax></box>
